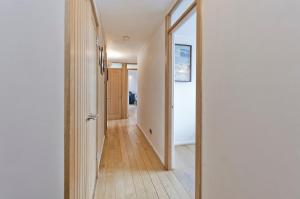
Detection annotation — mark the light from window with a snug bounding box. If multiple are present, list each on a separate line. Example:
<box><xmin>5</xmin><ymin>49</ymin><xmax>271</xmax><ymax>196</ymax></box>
<box><xmin>171</xmin><ymin>0</ymin><xmax>195</xmax><ymax>26</ymax></box>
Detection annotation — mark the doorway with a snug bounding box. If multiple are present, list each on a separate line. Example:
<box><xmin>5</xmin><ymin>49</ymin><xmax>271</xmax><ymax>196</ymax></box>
<box><xmin>107</xmin><ymin>63</ymin><xmax>138</xmax><ymax>121</ymax></box>
<box><xmin>128</xmin><ymin>68</ymin><xmax>138</xmax><ymax>122</ymax></box>
<box><xmin>173</xmin><ymin>9</ymin><xmax>197</xmax><ymax>199</ymax></box>
<box><xmin>165</xmin><ymin>0</ymin><xmax>201</xmax><ymax>199</ymax></box>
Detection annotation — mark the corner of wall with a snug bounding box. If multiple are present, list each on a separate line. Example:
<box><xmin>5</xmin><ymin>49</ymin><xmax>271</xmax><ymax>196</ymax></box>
<box><xmin>136</xmin><ymin>124</ymin><xmax>165</xmax><ymax>165</ymax></box>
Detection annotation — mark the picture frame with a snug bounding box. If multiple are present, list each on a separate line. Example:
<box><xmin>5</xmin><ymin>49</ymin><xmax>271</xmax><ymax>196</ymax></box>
<box><xmin>174</xmin><ymin>44</ymin><xmax>192</xmax><ymax>82</ymax></box>
<box><xmin>99</xmin><ymin>46</ymin><xmax>105</xmax><ymax>75</ymax></box>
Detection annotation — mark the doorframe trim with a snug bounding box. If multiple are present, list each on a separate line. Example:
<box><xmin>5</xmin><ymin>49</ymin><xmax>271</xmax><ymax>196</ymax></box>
<box><xmin>64</xmin><ymin>0</ymin><xmax>105</xmax><ymax>198</ymax></box>
<box><xmin>64</xmin><ymin>1</ymin><xmax>71</xmax><ymax>198</ymax></box>
<box><xmin>164</xmin><ymin>1</ymin><xmax>202</xmax><ymax>199</ymax></box>
<box><xmin>121</xmin><ymin>64</ymin><xmax>129</xmax><ymax>119</ymax></box>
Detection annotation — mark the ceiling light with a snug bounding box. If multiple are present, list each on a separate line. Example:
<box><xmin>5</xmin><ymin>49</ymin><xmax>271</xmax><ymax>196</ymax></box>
<box><xmin>123</xmin><ymin>35</ymin><xmax>130</xmax><ymax>41</ymax></box>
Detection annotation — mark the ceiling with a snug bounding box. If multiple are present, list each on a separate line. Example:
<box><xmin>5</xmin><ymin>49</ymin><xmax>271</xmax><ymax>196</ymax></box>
<box><xmin>96</xmin><ymin>0</ymin><xmax>175</xmax><ymax>63</ymax></box>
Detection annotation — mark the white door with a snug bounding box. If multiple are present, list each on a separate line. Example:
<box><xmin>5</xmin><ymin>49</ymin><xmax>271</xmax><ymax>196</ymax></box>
<box><xmin>86</xmin><ymin>11</ymin><xmax>98</xmax><ymax>199</ymax></box>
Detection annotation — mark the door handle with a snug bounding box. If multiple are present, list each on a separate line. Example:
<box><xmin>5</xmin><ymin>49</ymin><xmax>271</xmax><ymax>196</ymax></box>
<box><xmin>86</xmin><ymin>113</ymin><xmax>98</xmax><ymax>121</ymax></box>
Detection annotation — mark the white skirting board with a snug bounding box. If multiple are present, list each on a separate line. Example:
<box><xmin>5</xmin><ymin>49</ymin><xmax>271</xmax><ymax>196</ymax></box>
<box><xmin>136</xmin><ymin>124</ymin><xmax>165</xmax><ymax>165</ymax></box>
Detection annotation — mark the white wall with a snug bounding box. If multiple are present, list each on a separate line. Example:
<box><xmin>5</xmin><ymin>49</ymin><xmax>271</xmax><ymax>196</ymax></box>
<box><xmin>173</xmin><ymin>12</ymin><xmax>196</xmax><ymax>145</ymax></box>
<box><xmin>128</xmin><ymin>70</ymin><xmax>138</xmax><ymax>95</ymax></box>
<box><xmin>202</xmin><ymin>0</ymin><xmax>300</xmax><ymax>198</ymax></box>
<box><xmin>0</xmin><ymin>1</ymin><xmax>64</xmax><ymax>199</ymax></box>
<box><xmin>137</xmin><ymin>22</ymin><xmax>165</xmax><ymax>163</ymax></box>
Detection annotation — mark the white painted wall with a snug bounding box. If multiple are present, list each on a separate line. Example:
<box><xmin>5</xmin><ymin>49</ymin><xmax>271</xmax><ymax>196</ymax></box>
<box><xmin>202</xmin><ymin>0</ymin><xmax>300</xmax><ymax>198</ymax></box>
<box><xmin>137</xmin><ymin>22</ymin><xmax>165</xmax><ymax>163</ymax></box>
<box><xmin>128</xmin><ymin>70</ymin><xmax>138</xmax><ymax>95</ymax></box>
<box><xmin>0</xmin><ymin>1</ymin><xmax>64</xmax><ymax>199</ymax></box>
<box><xmin>173</xmin><ymin>12</ymin><xmax>196</xmax><ymax>145</ymax></box>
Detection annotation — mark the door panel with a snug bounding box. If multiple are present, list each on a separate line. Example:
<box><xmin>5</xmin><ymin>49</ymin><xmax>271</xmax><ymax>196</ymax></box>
<box><xmin>86</xmin><ymin>11</ymin><xmax>97</xmax><ymax>199</ymax></box>
<box><xmin>65</xmin><ymin>0</ymin><xmax>102</xmax><ymax>198</ymax></box>
<box><xmin>107</xmin><ymin>69</ymin><xmax>122</xmax><ymax>120</ymax></box>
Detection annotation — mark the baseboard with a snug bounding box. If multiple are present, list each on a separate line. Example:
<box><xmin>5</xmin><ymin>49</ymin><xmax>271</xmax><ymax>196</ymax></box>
<box><xmin>92</xmin><ymin>176</ymin><xmax>97</xmax><ymax>199</ymax></box>
<box><xmin>94</xmin><ymin>135</ymin><xmax>105</xmax><ymax>199</ymax></box>
<box><xmin>174</xmin><ymin>140</ymin><xmax>195</xmax><ymax>146</ymax></box>
<box><xmin>97</xmin><ymin>136</ymin><xmax>105</xmax><ymax>167</ymax></box>
<box><xmin>136</xmin><ymin>124</ymin><xmax>164</xmax><ymax>165</ymax></box>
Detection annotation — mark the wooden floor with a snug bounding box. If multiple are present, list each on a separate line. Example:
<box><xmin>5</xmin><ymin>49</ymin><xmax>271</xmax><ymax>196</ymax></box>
<box><xmin>95</xmin><ymin>106</ymin><xmax>192</xmax><ymax>199</ymax></box>
<box><xmin>174</xmin><ymin>145</ymin><xmax>195</xmax><ymax>198</ymax></box>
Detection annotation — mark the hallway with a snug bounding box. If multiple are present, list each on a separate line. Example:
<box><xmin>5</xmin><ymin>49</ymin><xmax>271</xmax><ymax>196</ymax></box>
<box><xmin>95</xmin><ymin>108</ymin><xmax>191</xmax><ymax>199</ymax></box>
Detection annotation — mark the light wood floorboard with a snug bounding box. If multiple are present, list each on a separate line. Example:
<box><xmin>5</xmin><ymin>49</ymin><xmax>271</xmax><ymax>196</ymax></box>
<box><xmin>95</xmin><ymin>106</ymin><xmax>192</xmax><ymax>199</ymax></box>
<box><xmin>174</xmin><ymin>145</ymin><xmax>195</xmax><ymax>199</ymax></box>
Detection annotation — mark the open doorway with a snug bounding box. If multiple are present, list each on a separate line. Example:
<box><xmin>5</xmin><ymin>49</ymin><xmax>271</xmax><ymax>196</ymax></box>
<box><xmin>172</xmin><ymin>9</ymin><xmax>197</xmax><ymax>198</ymax></box>
<box><xmin>106</xmin><ymin>63</ymin><xmax>138</xmax><ymax>121</ymax></box>
<box><xmin>165</xmin><ymin>0</ymin><xmax>200</xmax><ymax>198</ymax></box>
<box><xmin>128</xmin><ymin>68</ymin><xmax>138</xmax><ymax>122</ymax></box>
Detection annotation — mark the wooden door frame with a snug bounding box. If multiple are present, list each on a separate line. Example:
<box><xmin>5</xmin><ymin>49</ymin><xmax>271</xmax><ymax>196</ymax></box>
<box><xmin>64</xmin><ymin>0</ymin><xmax>104</xmax><ymax>198</ymax></box>
<box><xmin>104</xmin><ymin>45</ymin><xmax>108</xmax><ymax>136</ymax></box>
<box><xmin>164</xmin><ymin>0</ymin><xmax>202</xmax><ymax>199</ymax></box>
<box><xmin>121</xmin><ymin>64</ymin><xmax>128</xmax><ymax>119</ymax></box>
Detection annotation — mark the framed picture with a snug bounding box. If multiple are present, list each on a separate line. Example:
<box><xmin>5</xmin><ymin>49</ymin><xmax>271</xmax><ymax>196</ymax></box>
<box><xmin>99</xmin><ymin>46</ymin><xmax>105</xmax><ymax>75</ymax></box>
<box><xmin>174</xmin><ymin>44</ymin><xmax>192</xmax><ymax>82</ymax></box>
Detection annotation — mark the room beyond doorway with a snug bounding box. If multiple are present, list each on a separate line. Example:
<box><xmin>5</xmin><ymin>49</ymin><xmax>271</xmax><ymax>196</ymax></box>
<box><xmin>172</xmin><ymin>9</ymin><xmax>197</xmax><ymax>199</ymax></box>
<box><xmin>165</xmin><ymin>0</ymin><xmax>200</xmax><ymax>198</ymax></box>
<box><xmin>106</xmin><ymin>63</ymin><xmax>138</xmax><ymax>121</ymax></box>
<box><xmin>128</xmin><ymin>69</ymin><xmax>138</xmax><ymax>106</ymax></box>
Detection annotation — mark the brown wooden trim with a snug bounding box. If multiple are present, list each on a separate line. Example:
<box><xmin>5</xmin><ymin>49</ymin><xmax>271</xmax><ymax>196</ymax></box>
<box><xmin>121</xmin><ymin>64</ymin><xmax>128</xmax><ymax>119</ymax></box>
<box><xmin>64</xmin><ymin>0</ymin><xmax>71</xmax><ymax>198</ymax></box>
<box><xmin>168</xmin><ymin>1</ymin><xmax>197</xmax><ymax>34</ymax></box>
<box><xmin>167</xmin><ymin>0</ymin><xmax>183</xmax><ymax>17</ymax></box>
<box><xmin>164</xmin><ymin>13</ymin><xmax>172</xmax><ymax>170</ymax></box>
<box><xmin>104</xmin><ymin>45</ymin><xmax>108</xmax><ymax>136</ymax></box>
<box><xmin>195</xmin><ymin>1</ymin><xmax>202</xmax><ymax>198</ymax></box>
<box><xmin>89</xmin><ymin>0</ymin><xmax>99</xmax><ymax>27</ymax></box>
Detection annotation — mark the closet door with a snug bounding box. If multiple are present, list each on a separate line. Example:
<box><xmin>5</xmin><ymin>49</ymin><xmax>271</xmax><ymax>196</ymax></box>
<box><xmin>107</xmin><ymin>68</ymin><xmax>122</xmax><ymax>120</ymax></box>
<box><xmin>86</xmin><ymin>5</ymin><xmax>98</xmax><ymax>199</ymax></box>
<box><xmin>65</xmin><ymin>0</ymin><xmax>99</xmax><ymax>198</ymax></box>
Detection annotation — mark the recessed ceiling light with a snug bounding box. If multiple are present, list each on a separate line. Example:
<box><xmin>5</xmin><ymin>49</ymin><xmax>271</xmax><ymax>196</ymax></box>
<box><xmin>123</xmin><ymin>35</ymin><xmax>130</xmax><ymax>41</ymax></box>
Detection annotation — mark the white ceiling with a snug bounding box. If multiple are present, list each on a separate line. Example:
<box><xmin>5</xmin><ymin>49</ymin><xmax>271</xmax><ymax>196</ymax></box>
<box><xmin>96</xmin><ymin>0</ymin><xmax>175</xmax><ymax>63</ymax></box>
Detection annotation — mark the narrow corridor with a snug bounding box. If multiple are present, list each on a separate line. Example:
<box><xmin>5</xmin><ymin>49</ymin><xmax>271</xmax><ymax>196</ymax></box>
<box><xmin>95</xmin><ymin>107</ymin><xmax>191</xmax><ymax>199</ymax></box>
